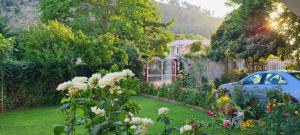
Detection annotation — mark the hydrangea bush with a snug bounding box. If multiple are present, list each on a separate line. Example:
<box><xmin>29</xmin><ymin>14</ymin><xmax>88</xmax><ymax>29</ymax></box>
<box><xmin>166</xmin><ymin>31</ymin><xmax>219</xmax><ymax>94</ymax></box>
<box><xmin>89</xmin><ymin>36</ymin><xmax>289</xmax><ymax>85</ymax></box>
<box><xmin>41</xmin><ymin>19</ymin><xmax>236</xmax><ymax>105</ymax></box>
<box><xmin>55</xmin><ymin>69</ymin><xmax>146</xmax><ymax>135</ymax></box>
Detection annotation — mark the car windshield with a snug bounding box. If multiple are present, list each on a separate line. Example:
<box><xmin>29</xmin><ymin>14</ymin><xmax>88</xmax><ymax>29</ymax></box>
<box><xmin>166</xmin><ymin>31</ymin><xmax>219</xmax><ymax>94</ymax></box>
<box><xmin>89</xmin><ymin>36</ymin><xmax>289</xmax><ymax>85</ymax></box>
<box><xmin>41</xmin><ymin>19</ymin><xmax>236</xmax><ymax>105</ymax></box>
<box><xmin>289</xmin><ymin>73</ymin><xmax>300</xmax><ymax>80</ymax></box>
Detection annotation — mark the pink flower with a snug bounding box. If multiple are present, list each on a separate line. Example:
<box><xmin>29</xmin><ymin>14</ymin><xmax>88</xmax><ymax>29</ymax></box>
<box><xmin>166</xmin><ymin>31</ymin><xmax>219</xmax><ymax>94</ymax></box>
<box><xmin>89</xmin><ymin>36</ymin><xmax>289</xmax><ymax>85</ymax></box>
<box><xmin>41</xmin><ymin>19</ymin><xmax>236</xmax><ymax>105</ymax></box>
<box><xmin>207</xmin><ymin>110</ymin><xmax>216</xmax><ymax>117</ymax></box>
<box><xmin>223</xmin><ymin>120</ymin><xmax>231</xmax><ymax>128</ymax></box>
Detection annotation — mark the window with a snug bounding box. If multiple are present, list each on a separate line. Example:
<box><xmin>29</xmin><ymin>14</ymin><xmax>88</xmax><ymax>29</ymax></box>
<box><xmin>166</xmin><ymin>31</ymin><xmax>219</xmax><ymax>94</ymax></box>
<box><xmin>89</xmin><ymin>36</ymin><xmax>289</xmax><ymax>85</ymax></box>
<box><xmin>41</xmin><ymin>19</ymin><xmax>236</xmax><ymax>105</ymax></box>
<box><xmin>290</xmin><ymin>73</ymin><xmax>300</xmax><ymax>81</ymax></box>
<box><xmin>264</xmin><ymin>73</ymin><xmax>287</xmax><ymax>85</ymax></box>
<box><xmin>243</xmin><ymin>74</ymin><xmax>263</xmax><ymax>85</ymax></box>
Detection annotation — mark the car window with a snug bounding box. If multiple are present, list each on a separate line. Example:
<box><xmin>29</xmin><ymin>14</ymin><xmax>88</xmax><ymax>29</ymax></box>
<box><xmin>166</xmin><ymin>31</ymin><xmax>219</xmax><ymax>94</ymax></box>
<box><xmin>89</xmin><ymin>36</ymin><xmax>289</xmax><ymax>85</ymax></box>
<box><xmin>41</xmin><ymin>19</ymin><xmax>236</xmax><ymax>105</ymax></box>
<box><xmin>290</xmin><ymin>73</ymin><xmax>300</xmax><ymax>81</ymax></box>
<box><xmin>264</xmin><ymin>73</ymin><xmax>287</xmax><ymax>85</ymax></box>
<box><xmin>243</xmin><ymin>74</ymin><xmax>263</xmax><ymax>85</ymax></box>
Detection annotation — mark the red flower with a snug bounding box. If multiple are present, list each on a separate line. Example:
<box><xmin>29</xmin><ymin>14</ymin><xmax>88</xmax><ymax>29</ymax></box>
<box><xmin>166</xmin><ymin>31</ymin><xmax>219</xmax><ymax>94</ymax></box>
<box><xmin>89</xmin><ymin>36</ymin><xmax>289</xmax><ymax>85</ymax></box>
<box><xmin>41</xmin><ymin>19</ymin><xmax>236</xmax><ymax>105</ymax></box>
<box><xmin>207</xmin><ymin>110</ymin><xmax>216</xmax><ymax>117</ymax></box>
<box><xmin>267</xmin><ymin>103</ymin><xmax>273</xmax><ymax>113</ymax></box>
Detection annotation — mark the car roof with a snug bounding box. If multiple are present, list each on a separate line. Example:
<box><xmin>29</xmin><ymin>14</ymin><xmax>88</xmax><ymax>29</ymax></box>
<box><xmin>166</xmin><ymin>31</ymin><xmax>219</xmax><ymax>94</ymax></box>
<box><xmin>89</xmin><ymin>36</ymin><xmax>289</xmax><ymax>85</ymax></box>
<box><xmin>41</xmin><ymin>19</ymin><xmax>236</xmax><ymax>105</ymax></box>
<box><xmin>254</xmin><ymin>70</ymin><xmax>300</xmax><ymax>74</ymax></box>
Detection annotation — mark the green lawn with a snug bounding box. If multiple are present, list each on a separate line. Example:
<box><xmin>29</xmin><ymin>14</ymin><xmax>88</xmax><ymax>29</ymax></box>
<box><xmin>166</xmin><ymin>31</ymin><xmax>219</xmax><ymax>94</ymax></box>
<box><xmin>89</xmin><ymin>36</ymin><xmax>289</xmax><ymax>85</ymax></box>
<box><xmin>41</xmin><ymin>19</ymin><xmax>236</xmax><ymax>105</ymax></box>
<box><xmin>0</xmin><ymin>96</ymin><xmax>238</xmax><ymax>135</ymax></box>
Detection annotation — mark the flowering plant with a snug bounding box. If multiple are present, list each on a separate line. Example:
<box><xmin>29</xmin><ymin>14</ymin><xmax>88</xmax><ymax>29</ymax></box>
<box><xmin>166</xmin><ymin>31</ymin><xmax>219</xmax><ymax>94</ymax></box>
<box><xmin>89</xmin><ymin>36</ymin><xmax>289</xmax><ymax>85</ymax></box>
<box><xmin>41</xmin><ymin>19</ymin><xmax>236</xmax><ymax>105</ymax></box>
<box><xmin>54</xmin><ymin>69</ymin><xmax>146</xmax><ymax>135</ymax></box>
<box><xmin>253</xmin><ymin>90</ymin><xmax>300</xmax><ymax>134</ymax></box>
<box><xmin>157</xmin><ymin>107</ymin><xmax>177</xmax><ymax>135</ymax></box>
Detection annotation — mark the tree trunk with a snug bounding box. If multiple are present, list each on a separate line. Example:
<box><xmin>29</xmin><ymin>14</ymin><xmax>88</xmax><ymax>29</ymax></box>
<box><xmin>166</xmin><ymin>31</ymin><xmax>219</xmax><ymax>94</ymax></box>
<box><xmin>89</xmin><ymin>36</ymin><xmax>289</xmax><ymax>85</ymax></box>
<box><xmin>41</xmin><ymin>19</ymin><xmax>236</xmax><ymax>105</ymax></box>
<box><xmin>244</xmin><ymin>59</ymin><xmax>250</xmax><ymax>72</ymax></box>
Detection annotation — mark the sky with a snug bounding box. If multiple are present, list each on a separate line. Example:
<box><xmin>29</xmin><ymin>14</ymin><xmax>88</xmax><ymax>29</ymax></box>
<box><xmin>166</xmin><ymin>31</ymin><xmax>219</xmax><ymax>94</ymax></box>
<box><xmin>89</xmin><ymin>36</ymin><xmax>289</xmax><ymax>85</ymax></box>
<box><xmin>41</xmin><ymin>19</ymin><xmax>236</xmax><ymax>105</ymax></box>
<box><xmin>157</xmin><ymin>0</ymin><xmax>234</xmax><ymax>17</ymax></box>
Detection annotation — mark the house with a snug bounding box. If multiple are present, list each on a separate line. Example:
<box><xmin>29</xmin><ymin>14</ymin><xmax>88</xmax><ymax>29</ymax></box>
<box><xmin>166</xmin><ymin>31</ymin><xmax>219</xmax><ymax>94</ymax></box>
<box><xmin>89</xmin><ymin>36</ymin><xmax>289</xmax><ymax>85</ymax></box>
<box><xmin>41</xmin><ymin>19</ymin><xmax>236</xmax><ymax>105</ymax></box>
<box><xmin>144</xmin><ymin>39</ymin><xmax>288</xmax><ymax>85</ymax></box>
<box><xmin>144</xmin><ymin>40</ymin><xmax>198</xmax><ymax>86</ymax></box>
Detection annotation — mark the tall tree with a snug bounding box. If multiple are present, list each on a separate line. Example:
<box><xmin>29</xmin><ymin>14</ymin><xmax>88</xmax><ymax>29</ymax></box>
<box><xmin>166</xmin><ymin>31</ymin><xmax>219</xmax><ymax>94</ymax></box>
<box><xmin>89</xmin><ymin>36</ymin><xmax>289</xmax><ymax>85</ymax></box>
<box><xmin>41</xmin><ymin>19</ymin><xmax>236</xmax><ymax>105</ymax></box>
<box><xmin>268</xmin><ymin>1</ymin><xmax>300</xmax><ymax>69</ymax></box>
<box><xmin>209</xmin><ymin>0</ymin><xmax>285</xmax><ymax>72</ymax></box>
<box><xmin>40</xmin><ymin>0</ymin><xmax>173</xmax><ymax>58</ymax></box>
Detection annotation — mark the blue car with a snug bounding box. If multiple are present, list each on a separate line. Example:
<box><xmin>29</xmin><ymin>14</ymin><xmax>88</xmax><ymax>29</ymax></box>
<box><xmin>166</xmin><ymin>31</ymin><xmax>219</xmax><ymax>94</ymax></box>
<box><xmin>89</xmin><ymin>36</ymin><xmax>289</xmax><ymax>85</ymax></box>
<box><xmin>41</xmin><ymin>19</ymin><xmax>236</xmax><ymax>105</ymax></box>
<box><xmin>219</xmin><ymin>71</ymin><xmax>300</xmax><ymax>103</ymax></box>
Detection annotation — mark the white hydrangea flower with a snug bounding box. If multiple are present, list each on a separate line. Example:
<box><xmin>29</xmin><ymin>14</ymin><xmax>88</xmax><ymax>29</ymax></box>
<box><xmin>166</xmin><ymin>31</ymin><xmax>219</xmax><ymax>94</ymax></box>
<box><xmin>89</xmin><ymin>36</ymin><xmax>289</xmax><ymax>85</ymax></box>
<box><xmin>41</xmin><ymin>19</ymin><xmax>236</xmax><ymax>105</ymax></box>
<box><xmin>98</xmin><ymin>73</ymin><xmax>118</xmax><ymax>88</ymax></box>
<box><xmin>131</xmin><ymin>117</ymin><xmax>143</xmax><ymax>125</ymax></box>
<box><xmin>98</xmin><ymin>70</ymin><xmax>134</xmax><ymax>88</ymax></box>
<box><xmin>158</xmin><ymin>107</ymin><xmax>170</xmax><ymax>115</ymax></box>
<box><xmin>128</xmin><ymin>112</ymin><xmax>135</xmax><ymax>117</ymax></box>
<box><xmin>122</xmin><ymin>69</ymin><xmax>135</xmax><ymax>77</ymax></box>
<box><xmin>72</xmin><ymin>82</ymin><xmax>88</xmax><ymax>91</ymax></box>
<box><xmin>68</xmin><ymin>88</ymin><xmax>80</xmax><ymax>97</ymax></box>
<box><xmin>64</xmin><ymin>80</ymin><xmax>87</xmax><ymax>97</ymax></box>
<box><xmin>57</xmin><ymin>81</ymin><xmax>72</xmax><ymax>91</ymax></box>
<box><xmin>109</xmin><ymin>86</ymin><xmax>121</xmax><ymax>94</ymax></box>
<box><xmin>72</xmin><ymin>77</ymin><xmax>88</xmax><ymax>83</ymax></box>
<box><xmin>180</xmin><ymin>125</ymin><xmax>193</xmax><ymax>134</ymax></box>
<box><xmin>130</xmin><ymin>125</ymin><xmax>138</xmax><ymax>130</ymax></box>
<box><xmin>141</xmin><ymin>118</ymin><xmax>154</xmax><ymax>126</ymax></box>
<box><xmin>128</xmin><ymin>116</ymin><xmax>153</xmax><ymax>135</ymax></box>
<box><xmin>88</xmin><ymin>73</ymin><xmax>101</xmax><ymax>88</ymax></box>
<box><xmin>91</xmin><ymin>106</ymin><xmax>105</xmax><ymax>116</ymax></box>
<box><xmin>124</xmin><ymin>117</ymin><xmax>130</xmax><ymax>123</ymax></box>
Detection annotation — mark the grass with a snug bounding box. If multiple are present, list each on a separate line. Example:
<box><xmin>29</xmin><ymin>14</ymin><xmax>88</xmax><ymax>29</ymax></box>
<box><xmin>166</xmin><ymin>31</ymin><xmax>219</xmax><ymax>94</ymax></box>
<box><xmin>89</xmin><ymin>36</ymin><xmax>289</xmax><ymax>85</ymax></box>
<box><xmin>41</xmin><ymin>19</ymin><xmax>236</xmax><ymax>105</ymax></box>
<box><xmin>0</xmin><ymin>96</ymin><xmax>239</xmax><ymax>135</ymax></box>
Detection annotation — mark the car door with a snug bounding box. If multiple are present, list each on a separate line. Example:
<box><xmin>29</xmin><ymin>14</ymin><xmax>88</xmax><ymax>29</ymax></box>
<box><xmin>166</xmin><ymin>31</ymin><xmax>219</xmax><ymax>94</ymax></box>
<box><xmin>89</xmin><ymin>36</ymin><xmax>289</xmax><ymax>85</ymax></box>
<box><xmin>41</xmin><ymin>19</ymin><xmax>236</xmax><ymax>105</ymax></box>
<box><xmin>260</xmin><ymin>73</ymin><xmax>287</xmax><ymax>103</ymax></box>
<box><xmin>241</xmin><ymin>73</ymin><xmax>264</xmax><ymax>99</ymax></box>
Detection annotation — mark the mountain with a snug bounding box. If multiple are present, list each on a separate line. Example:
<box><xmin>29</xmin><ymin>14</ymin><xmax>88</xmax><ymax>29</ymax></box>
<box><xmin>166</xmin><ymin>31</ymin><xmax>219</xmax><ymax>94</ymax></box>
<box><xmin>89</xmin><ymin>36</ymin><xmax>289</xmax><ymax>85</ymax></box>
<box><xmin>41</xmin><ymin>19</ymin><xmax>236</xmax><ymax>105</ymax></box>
<box><xmin>1</xmin><ymin>0</ymin><xmax>39</xmax><ymax>33</ymax></box>
<box><xmin>158</xmin><ymin>2</ymin><xmax>223</xmax><ymax>38</ymax></box>
<box><xmin>0</xmin><ymin>0</ymin><xmax>223</xmax><ymax>38</ymax></box>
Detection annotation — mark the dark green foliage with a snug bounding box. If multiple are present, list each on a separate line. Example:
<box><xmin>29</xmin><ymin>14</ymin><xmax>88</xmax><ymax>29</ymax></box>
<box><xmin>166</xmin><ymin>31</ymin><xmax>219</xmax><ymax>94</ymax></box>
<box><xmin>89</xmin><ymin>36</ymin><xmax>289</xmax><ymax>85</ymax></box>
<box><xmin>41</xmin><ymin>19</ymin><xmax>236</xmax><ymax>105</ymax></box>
<box><xmin>140</xmin><ymin>82</ymin><xmax>157</xmax><ymax>96</ymax></box>
<box><xmin>1</xmin><ymin>21</ymin><xmax>131</xmax><ymax>109</ymax></box>
<box><xmin>40</xmin><ymin>0</ymin><xmax>174</xmax><ymax>59</ymax></box>
<box><xmin>1</xmin><ymin>60</ymin><xmax>59</xmax><ymax>109</ymax></box>
<box><xmin>178</xmin><ymin>88</ymin><xmax>199</xmax><ymax>105</ymax></box>
<box><xmin>141</xmin><ymin>82</ymin><xmax>215</xmax><ymax>110</ymax></box>
<box><xmin>190</xmin><ymin>41</ymin><xmax>202</xmax><ymax>53</ymax></box>
<box><xmin>123</xmin><ymin>45</ymin><xmax>144</xmax><ymax>79</ymax></box>
<box><xmin>214</xmin><ymin>70</ymin><xmax>248</xmax><ymax>88</ymax></box>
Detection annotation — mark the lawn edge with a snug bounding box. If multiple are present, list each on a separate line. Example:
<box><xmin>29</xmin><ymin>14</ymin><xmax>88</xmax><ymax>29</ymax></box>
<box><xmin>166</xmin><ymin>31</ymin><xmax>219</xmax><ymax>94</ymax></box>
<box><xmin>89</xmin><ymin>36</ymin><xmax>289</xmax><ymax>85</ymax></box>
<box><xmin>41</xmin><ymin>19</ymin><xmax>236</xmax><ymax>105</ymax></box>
<box><xmin>139</xmin><ymin>94</ymin><xmax>207</xmax><ymax>113</ymax></box>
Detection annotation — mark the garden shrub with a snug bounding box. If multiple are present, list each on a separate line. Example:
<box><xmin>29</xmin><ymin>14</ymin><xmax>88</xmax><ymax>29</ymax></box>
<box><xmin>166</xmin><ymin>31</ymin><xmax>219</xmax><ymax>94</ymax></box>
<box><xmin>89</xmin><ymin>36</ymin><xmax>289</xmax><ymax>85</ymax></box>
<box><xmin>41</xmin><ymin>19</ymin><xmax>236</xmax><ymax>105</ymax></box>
<box><xmin>178</xmin><ymin>88</ymin><xmax>198</xmax><ymax>105</ymax></box>
<box><xmin>140</xmin><ymin>82</ymin><xmax>157</xmax><ymax>96</ymax></box>
<box><xmin>1</xmin><ymin>60</ymin><xmax>58</xmax><ymax>108</ymax></box>
<box><xmin>157</xmin><ymin>86</ymin><xmax>169</xmax><ymax>98</ymax></box>
<box><xmin>257</xmin><ymin>90</ymin><xmax>300</xmax><ymax>134</ymax></box>
<box><xmin>215</xmin><ymin>70</ymin><xmax>248</xmax><ymax>88</ymax></box>
<box><xmin>55</xmin><ymin>69</ymin><xmax>148</xmax><ymax>135</ymax></box>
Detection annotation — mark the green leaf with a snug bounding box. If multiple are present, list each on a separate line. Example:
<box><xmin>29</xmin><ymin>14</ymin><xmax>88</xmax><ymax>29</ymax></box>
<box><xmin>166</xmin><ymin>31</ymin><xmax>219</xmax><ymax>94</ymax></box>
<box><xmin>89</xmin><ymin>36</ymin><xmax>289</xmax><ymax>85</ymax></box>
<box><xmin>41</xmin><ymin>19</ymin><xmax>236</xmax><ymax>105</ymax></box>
<box><xmin>128</xmin><ymin>89</ymin><xmax>137</xmax><ymax>95</ymax></box>
<box><xmin>166</xmin><ymin>128</ymin><xmax>176</xmax><ymax>135</ymax></box>
<box><xmin>113</xmin><ymin>121</ymin><xmax>123</xmax><ymax>125</ymax></box>
<box><xmin>61</xmin><ymin>97</ymin><xmax>70</xmax><ymax>104</ymax></box>
<box><xmin>91</xmin><ymin>121</ymin><xmax>110</xmax><ymax>135</ymax></box>
<box><xmin>163</xmin><ymin>118</ymin><xmax>170</xmax><ymax>125</ymax></box>
<box><xmin>53</xmin><ymin>125</ymin><xmax>65</xmax><ymax>135</ymax></box>
<box><xmin>76</xmin><ymin>107</ymin><xmax>85</xmax><ymax>116</ymax></box>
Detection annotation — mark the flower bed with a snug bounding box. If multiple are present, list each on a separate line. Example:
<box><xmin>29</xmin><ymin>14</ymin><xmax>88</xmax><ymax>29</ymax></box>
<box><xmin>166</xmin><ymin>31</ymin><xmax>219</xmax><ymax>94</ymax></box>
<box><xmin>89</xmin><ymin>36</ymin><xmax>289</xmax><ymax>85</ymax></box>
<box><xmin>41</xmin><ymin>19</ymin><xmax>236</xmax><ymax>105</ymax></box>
<box><xmin>55</xmin><ymin>69</ymin><xmax>300</xmax><ymax>135</ymax></box>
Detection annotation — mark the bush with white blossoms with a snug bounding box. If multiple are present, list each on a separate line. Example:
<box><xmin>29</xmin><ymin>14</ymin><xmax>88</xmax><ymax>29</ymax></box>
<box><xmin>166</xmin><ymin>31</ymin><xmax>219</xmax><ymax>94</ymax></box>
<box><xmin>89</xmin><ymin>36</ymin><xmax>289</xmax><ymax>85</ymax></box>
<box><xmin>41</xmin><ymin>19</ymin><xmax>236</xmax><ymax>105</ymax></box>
<box><xmin>123</xmin><ymin>112</ymin><xmax>154</xmax><ymax>135</ymax></box>
<box><xmin>158</xmin><ymin>107</ymin><xmax>170</xmax><ymax>116</ymax></box>
<box><xmin>179</xmin><ymin>125</ymin><xmax>193</xmax><ymax>134</ymax></box>
<box><xmin>54</xmin><ymin>69</ymin><xmax>142</xmax><ymax>135</ymax></box>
